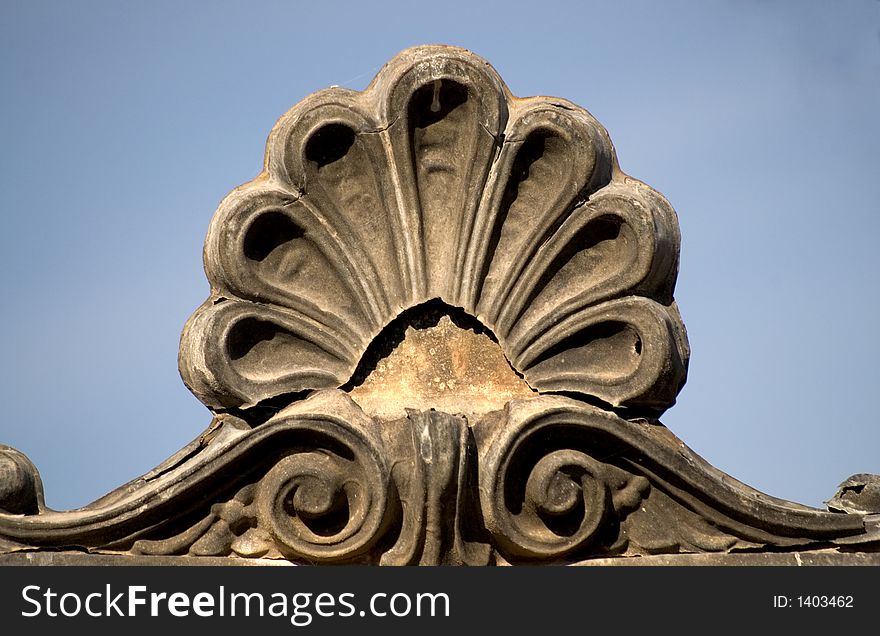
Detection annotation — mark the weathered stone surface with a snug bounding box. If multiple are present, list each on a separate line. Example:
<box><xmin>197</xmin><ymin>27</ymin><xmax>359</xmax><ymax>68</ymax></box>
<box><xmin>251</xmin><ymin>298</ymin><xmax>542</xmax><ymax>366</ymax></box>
<box><xmin>178</xmin><ymin>44</ymin><xmax>688</xmax><ymax>418</ymax></box>
<box><xmin>3</xmin><ymin>549</ymin><xmax>879</xmax><ymax>567</ymax></box>
<box><xmin>827</xmin><ymin>474</ymin><xmax>880</xmax><ymax>515</ymax></box>
<box><xmin>0</xmin><ymin>392</ymin><xmax>875</xmax><ymax>564</ymax></box>
<box><xmin>573</xmin><ymin>550</ymin><xmax>880</xmax><ymax>567</ymax></box>
<box><xmin>347</xmin><ymin>302</ymin><xmax>535</xmax><ymax>421</ymax></box>
<box><xmin>0</xmin><ymin>552</ymin><xmax>293</xmax><ymax>566</ymax></box>
<box><xmin>0</xmin><ymin>45</ymin><xmax>876</xmax><ymax>566</ymax></box>
<box><xmin>0</xmin><ymin>446</ymin><xmax>42</xmax><ymax>515</ymax></box>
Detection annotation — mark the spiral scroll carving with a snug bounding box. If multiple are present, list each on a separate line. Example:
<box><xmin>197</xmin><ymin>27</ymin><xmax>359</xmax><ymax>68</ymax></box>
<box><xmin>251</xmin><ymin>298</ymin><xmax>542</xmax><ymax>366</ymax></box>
<box><xmin>478</xmin><ymin>406</ymin><xmax>648</xmax><ymax>561</ymax></box>
<box><xmin>496</xmin><ymin>449</ymin><xmax>610</xmax><ymax>559</ymax></box>
<box><xmin>0</xmin><ymin>393</ymin><xmax>872</xmax><ymax>562</ymax></box>
<box><xmin>256</xmin><ymin>448</ymin><xmax>389</xmax><ymax>562</ymax></box>
<box><xmin>124</xmin><ymin>393</ymin><xmax>394</xmax><ymax>563</ymax></box>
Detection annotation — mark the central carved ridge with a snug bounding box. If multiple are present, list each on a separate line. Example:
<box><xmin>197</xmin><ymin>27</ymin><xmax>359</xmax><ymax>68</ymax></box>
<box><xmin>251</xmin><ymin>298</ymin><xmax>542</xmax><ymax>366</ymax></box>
<box><xmin>346</xmin><ymin>300</ymin><xmax>535</xmax><ymax>421</ymax></box>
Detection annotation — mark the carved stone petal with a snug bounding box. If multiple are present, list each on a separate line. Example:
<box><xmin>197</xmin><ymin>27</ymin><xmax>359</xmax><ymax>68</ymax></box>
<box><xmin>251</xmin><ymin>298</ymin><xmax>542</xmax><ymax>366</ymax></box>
<box><xmin>514</xmin><ymin>296</ymin><xmax>688</xmax><ymax>410</ymax></box>
<box><xmin>471</xmin><ymin>97</ymin><xmax>615</xmax><ymax>323</ymax></box>
<box><xmin>180</xmin><ymin>298</ymin><xmax>355</xmax><ymax>409</ymax></box>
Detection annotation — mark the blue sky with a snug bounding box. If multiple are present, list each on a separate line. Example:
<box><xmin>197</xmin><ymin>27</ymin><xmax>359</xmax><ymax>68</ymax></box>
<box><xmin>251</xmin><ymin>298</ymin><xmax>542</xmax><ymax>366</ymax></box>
<box><xmin>1</xmin><ymin>0</ymin><xmax>879</xmax><ymax>510</ymax></box>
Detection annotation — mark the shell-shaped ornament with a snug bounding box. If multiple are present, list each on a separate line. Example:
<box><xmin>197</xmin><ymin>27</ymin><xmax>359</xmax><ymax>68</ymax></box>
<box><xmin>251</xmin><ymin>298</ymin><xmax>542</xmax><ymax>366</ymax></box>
<box><xmin>179</xmin><ymin>45</ymin><xmax>689</xmax><ymax>416</ymax></box>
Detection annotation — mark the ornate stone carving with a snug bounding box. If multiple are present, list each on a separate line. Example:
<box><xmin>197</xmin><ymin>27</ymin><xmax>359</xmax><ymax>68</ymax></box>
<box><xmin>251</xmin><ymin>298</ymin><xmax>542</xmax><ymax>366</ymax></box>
<box><xmin>178</xmin><ymin>45</ymin><xmax>687</xmax><ymax>417</ymax></box>
<box><xmin>1</xmin><ymin>45</ymin><xmax>877</xmax><ymax>565</ymax></box>
<box><xmin>0</xmin><ymin>392</ymin><xmax>872</xmax><ymax>564</ymax></box>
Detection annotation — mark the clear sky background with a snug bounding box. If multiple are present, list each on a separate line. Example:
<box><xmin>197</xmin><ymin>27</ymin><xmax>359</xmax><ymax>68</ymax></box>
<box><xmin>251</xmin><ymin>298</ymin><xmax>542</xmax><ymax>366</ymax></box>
<box><xmin>1</xmin><ymin>0</ymin><xmax>878</xmax><ymax>511</ymax></box>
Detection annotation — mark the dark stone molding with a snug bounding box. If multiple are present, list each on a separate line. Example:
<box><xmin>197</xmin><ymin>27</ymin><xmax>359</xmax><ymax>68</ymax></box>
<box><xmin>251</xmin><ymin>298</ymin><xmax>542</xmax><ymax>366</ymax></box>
<box><xmin>3</xmin><ymin>550</ymin><xmax>879</xmax><ymax>567</ymax></box>
<box><xmin>0</xmin><ymin>46</ymin><xmax>876</xmax><ymax>565</ymax></box>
